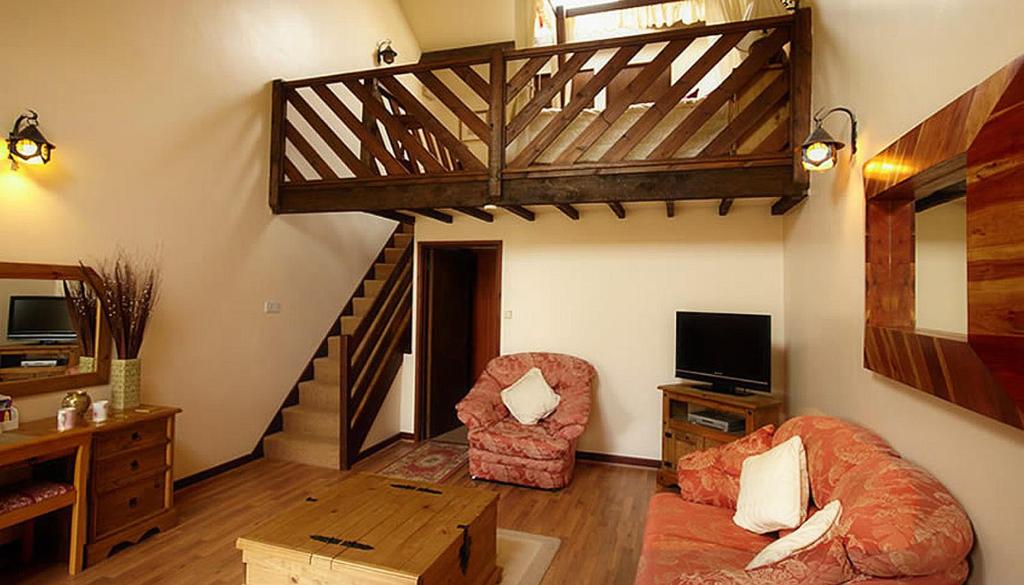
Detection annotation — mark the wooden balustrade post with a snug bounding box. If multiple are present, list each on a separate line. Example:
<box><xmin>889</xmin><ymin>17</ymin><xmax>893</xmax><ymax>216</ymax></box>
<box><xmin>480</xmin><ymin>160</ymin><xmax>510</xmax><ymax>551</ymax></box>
<box><xmin>790</xmin><ymin>7</ymin><xmax>812</xmax><ymax>188</ymax></box>
<box><xmin>488</xmin><ymin>49</ymin><xmax>506</xmax><ymax>203</ymax></box>
<box><xmin>268</xmin><ymin>79</ymin><xmax>286</xmax><ymax>212</ymax></box>
<box><xmin>338</xmin><ymin>335</ymin><xmax>351</xmax><ymax>470</ymax></box>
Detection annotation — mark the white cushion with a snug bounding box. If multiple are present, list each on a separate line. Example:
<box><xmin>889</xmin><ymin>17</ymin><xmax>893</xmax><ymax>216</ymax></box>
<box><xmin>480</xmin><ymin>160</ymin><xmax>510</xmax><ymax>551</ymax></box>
<box><xmin>732</xmin><ymin>435</ymin><xmax>809</xmax><ymax>534</ymax></box>
<box><xmin>745</xmin><ymin>500</ymin><xmax>843</xmax><ymax>570</ymax></box>
<box><xmin>500</xmin><ymin>368</ymin><xmax>561</xmax><ymax>425</ymax></box>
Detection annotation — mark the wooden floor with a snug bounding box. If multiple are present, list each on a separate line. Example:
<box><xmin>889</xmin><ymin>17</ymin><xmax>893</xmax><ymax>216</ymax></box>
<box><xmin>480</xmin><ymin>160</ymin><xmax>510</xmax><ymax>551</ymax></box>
<box><xmin>11</xmin><ymin>440</ymin><xmax>656</xmax><ymax>584</ymax></box>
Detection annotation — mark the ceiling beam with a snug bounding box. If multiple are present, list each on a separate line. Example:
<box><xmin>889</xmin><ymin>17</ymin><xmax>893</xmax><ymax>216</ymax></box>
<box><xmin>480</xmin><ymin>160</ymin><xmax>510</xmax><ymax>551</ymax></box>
<box><xmin>409</xmin><ymin>208</ymin><xmax>454</xmax><ymax>223</ymax></box>
<box><xmin>453</xmin><ymin>207</ymin><xmax>494</xmax><ymax>222</ymax></box>
<box><xmin>370</xmin><ymin>210</ymin><xmax>416</xmax><ymax>224</ymax></box>
<box><xmin>504</xmin><ymin>205</ymin><xmax>535</xmax><ymax>222</ymax></box>
<box><xmin>666</xmin><ymin>201</ymin><xmax>676</xmax><ymax>218</ymax></box>
<box><xmin>555</xmin><ymin>203</ymin><xmax>580</xmax><ymax>220</ymax></box>
<box><xmin>914</xmin><ymin>181</ymin><xmax>967</xmax><ymax>213</ymax></box>
<box><xmin>608</xmin><ymin>202</ymin><xmax>626</xmax><ymax>219</ymax></box>
<box><xmin>770</xmin><ymin>194</ymin><xmax>807</xmax><ymax>216</ymax></box>
<box><xmin>718</xmin><ymin>199</ymin><xmax>734</xmax><ymax>216</ymax></box>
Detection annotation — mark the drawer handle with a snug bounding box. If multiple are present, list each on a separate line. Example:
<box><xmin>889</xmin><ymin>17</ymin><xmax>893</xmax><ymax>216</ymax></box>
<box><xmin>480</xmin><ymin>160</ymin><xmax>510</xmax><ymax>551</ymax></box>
<box><xmin>131</xmin><ymin>432</ymin><xmax>142</xmax><ymax>441</ymax></box>
<box><xmin>664</xmin><ymin>432</ymin><xmax>672</xmax><ymax>439</ymax></box>
<box><xmin>128</xmin><ymin>497</ymin><xmax>139</xmax><ymax>509</ymax></box>
<box><xmin>130</xmin><ymin>460</ymin><xmax>140</xmax><ymax>471</ymax></box>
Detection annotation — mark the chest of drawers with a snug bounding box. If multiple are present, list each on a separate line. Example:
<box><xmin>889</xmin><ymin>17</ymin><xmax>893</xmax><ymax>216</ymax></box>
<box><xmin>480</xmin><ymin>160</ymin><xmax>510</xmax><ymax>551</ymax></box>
<box><xmin>86</xmin><ymin>405</ymin><xmax>180</xmax><ymax>566</ymax></box>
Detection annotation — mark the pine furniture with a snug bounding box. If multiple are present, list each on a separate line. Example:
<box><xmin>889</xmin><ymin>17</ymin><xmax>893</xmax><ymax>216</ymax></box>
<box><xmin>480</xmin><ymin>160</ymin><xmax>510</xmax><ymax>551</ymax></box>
<box><xmin>658</xmin><ymin>383</ymin><xmax>782</xmax><ymax>487</ymax></box>
<box><xmin>85</xmin><ymin>405</ymin><xmax>180</xmax><ymax>565</ymax></box>
<box><xmin>0</xmin><ymin>343</ymin><xmax>80</xmax><ymax>382</ymax></box>
<box><xmin>236</xmin><ymin>473</ymin><xmax>500</xmax><ymax>585</ymax></box>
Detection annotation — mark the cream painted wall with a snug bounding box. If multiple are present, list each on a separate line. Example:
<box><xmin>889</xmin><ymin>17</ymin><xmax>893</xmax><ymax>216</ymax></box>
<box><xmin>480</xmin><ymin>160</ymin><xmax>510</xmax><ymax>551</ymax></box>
<box><xmin>0</xmin><ymin>0</ymin><xmax>418</xmax><ymax>478</ymax></box>
<box><xmin>411</xmin><ymin>201</ymin><xmax>785</xmax><ymax>459</ymax></box>
<box><xmin>915</xmin><ymin>199</ymin><xmax>967</xmax><ymax>334</ymax></box>
<box><xmin>785</xmin><ymin>1</ymin><xmax>1024</xmax><ymax>581</ymax></box>
<box><xmin>399</xmin><ymin>0</ymin><xmax>516</xmax><ymax>51</ymax></box>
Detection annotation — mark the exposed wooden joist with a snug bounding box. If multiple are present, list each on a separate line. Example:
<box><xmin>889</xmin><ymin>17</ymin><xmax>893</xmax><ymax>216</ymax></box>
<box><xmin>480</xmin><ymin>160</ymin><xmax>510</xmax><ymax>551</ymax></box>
<box><xmin>504</xmin><ymin>205</ymin><xmax>536</xmax><ymax>222</ymax></box>
<box><xmin>409</xmin><ymin>208</ymin><xmax>454</xmax><ymax>223</ymax></box>
<box><xmin>718</xmin><ymin>199</ymin><xmax>734</xmax><ymax>216</ymax></box>
<box><xmin>370</xmin><ymin>210</ymin><xmax>416</xmax><ymax>224</ymax></box>
<box><xmin>771</xmin><ymin>194</ymin><xmax>807</xmax><ymax>216</ymax></box>
<box><xmin>555</xmin><ymin>203</ymin><xmax>580</xmax><ymax>220</ymax></box>
<box><xmin>454</xmin><ymin>207</ymin><xmax>495</xmax><ymax>222</ymax></box>
<box><xmin>666</xmin><ymin>201</ymin><xmax>676</xmax><ymax>218</ymax></box>
<box><xmin>274</xmin><ymin>165</ymin><xmax>801</xmax><ymax>214</ymax></box>
<box><xmin>608</xmin><ymin>202</ymin><xmax>626</xmax><ymax>219</ymax></box>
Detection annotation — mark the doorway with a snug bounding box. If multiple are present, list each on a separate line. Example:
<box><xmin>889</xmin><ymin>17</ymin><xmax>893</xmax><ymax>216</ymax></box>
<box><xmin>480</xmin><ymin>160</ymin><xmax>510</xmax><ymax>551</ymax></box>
<box><xmin>415</xmin><ymin>241</ymin><xmax>502</xmax><ymax>442</ymax></box>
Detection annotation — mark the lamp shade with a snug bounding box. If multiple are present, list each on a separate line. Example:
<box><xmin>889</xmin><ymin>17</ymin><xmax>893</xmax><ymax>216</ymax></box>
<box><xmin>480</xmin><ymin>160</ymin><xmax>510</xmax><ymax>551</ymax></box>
<box><xmin>7</xmin><ymin>111</ymin><xmax>54</xmax><ymax>168</ymax></box>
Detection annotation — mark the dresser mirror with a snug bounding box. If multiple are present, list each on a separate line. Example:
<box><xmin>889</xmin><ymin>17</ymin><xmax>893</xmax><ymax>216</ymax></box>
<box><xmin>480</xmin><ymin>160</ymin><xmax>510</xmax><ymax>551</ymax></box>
<box><xmin>0</xmin><ymin>262</ymin><xmax>111</xmax><ymax>397</ymax></box>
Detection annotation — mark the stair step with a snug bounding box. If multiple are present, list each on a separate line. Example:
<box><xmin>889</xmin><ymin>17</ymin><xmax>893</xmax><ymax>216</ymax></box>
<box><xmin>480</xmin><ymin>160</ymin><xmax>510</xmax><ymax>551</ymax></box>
<box><xmin>313</xmin><ymin>356</ymin><xmax>340</xmax><ymax>384</ymax></box>
<box><xmin>352</xmin><ymin>296</ymin><xmax>375</xmax><ymax>317</ymax></box>
<box><xmin>374</xmin><ymin>263</ymin><xmax>396</xmax><ymax>280</ymax></box>
<box><xmin>263</xmin><ymin>432</ymin><xmax>338</xmax><ymax>469</ymax></box>
<box><xmin>384</xmin><ymin>248</ymin><xmax>404</xmax><ymax>263</ymax></box>
<box><xmin>393</xmin><ymin>233</ymin><xmax>413</xmax><ymax>249</ymax></box>
<box><xmin>364</xmin><ymin>280</ymin><xmax>385</xmax><ymax>297</ymax></box>
<box><xmin>299</xmin><ymin>380</ymin><xmax>341</xmax><ymax>411</ymax></box>
<box><xmin>340</xmin><ymin>315</ymin><xmax>361</xmax><ymax>336</ymax></box>
<box><xmin>282</xmin><ymin>406</ymin><xmax>338</xmax><ymax>440</ymax></box>
<box><xmin>327</xmin><ymin>336</ymin><xmax>341</xmax><ymax>360</ymax></box>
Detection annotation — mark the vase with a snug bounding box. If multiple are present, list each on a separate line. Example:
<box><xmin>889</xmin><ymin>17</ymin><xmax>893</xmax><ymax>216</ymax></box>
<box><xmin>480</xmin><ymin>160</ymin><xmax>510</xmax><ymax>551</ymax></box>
<box><xmin>60</xmin><ymin>390</ymin><xmax>92</xmax><ymax>419</ymax></box>
<box><xmin>78</xmin><ymin>356</ymin><xmax>95</xmax><ymax>374</ymax></box>
<box><xmin>110</xmin><ymin>358</ymin><xmax>141</xmax><ymax>410</ymax></box>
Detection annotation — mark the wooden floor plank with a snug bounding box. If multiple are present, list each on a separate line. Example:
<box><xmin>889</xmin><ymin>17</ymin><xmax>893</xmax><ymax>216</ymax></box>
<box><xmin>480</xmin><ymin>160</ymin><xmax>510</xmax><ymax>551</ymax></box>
<box><xmin>9</xmin><ymin>441</ymin><xmax>656</xmax><ymax>585</ymax></box>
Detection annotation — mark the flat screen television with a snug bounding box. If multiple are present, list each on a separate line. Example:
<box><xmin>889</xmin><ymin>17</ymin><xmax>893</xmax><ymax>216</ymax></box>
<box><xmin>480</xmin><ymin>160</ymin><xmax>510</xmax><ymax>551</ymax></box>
<box><xmin>6</xmin><ymin>296</ymin><xmax>76</xmax><ymax>342</ymax></box>
<box><xmin>675</xmin><ymin>311</ymin><xmax>771</xmax><ymax>395</ymax></box>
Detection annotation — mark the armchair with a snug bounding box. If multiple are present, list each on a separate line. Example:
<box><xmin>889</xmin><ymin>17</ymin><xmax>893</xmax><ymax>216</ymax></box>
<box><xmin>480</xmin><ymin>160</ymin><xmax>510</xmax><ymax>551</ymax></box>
<box><xmin>456</xmin><ymin>352</ymin><xmax>596</xmax><ymax>489</ymax></box>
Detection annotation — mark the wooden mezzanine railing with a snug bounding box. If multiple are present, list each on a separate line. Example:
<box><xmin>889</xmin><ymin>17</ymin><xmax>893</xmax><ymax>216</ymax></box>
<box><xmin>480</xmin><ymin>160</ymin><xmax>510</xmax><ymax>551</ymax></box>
<box><xmin>270</xmin><ymin>9</ymin><xmax>811</xmax><ymax>218</ymax></box>
<box><xmin>336</xmin><ymin>227</ymin><xmax>413</xmax><ymax>469</ymax></box>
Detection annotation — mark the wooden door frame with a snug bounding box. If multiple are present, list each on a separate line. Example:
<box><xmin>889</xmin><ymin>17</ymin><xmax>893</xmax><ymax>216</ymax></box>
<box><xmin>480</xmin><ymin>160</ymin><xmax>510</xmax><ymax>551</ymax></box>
<box><xmin>414</xmin><ymin>241</ymin><xmax>503</xmax><ymax>441</ymax></box>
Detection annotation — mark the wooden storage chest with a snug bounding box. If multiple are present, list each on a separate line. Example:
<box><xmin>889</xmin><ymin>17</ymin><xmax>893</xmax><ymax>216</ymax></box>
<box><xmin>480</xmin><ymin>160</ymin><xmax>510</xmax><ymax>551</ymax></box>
<box><xmin>237</xmin><ymin>473</ymin><xmax>500</xmax><ymax>585</ymax></box>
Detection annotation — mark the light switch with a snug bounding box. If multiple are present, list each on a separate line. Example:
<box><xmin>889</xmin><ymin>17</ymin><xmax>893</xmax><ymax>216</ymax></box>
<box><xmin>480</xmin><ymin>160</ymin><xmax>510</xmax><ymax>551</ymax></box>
<box><xmin>504</xmin><ymin>310</ymin><xmax>513</xmax><ymax>320</ymax></box>
<box><xmin>264</xmin><ymin>301</ymin><xmax>282</xmax><ymax>314</ymax></box>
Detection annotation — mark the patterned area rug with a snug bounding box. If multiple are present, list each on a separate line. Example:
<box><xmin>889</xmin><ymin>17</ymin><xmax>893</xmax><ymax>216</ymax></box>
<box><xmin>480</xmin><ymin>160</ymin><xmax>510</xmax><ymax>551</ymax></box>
<box><xmin>377</xmin><ymin>441</ymin><xmax>469</xmax><ymax>483</ymax></box>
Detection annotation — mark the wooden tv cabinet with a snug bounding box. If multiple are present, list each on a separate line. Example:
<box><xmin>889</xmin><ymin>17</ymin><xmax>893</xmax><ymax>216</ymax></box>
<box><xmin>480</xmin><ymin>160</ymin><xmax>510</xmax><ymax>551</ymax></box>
<box><xmin>658</xmin><ymin>383</ymin><xmax>783</xmax><ymax>487</ymax></box>
<box><xmin>0</xmin><ymin>343</ymin><xmax>80</xmax><ymax>382</ymax></box>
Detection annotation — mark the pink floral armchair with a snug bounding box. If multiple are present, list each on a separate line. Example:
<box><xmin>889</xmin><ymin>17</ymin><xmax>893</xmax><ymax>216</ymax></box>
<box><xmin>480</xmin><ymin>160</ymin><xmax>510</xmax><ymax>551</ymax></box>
<box><xmin>456</xmin><ymin>352</ymin><xmax>596</xmax><ymax>489</ymax></box>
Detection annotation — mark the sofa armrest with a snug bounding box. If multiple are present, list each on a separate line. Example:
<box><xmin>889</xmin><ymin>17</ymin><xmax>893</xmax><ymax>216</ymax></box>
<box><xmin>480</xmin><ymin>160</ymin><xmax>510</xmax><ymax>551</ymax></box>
<box><xmin>675</xmin><ymin>425</ymin><xmax>776</xmax><ymax>509</ymax></box>
<box><xmin>540</xmin><ymin>383</ymin><xmax>591</xmax><ymax>441</ymax></box>
<box><xmin>456</xmin><ymin>376</ymin><xmax>508</xmax><ymax>431</ymax></box>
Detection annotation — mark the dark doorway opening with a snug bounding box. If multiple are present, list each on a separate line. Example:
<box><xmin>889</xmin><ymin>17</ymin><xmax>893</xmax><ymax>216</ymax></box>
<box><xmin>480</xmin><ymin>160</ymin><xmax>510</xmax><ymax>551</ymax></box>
<box><xmin>415</xmin><ymin>241</ymin><xmax>502</xmax><ymax>442</ymax></box>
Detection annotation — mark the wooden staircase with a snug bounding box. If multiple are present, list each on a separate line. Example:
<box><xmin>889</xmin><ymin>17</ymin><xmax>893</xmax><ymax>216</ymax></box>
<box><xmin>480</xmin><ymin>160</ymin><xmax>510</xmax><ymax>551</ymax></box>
<box><xmin>263</xmin><ymin>222</ymin><xmax>414</xmax><ymax>469</ymax></box>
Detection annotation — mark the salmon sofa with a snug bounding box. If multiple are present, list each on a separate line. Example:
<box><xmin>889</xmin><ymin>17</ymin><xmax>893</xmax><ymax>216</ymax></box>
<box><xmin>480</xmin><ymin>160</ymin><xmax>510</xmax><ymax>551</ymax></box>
<box><xmin>635</xmin><ymin>416</ymin><xmax>974</xmax><ymax>585</ymax></box>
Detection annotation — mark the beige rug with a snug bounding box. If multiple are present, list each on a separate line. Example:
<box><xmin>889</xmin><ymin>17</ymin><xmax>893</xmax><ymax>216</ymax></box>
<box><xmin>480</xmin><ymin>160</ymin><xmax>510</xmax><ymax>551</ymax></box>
<box><xmin>497</xmin><ymin>529</ymin><xmax>561</xmax><ymax>585</ymax></box>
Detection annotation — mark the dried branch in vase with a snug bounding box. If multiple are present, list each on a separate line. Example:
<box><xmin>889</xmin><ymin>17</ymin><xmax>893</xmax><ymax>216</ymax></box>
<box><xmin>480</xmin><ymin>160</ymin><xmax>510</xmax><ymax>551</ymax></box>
<box><xmin>62</xmin><ymin>280</ymin><xmax>98</xmax><ymax>357</ymax></box>
<box><xmin>82</xmin><ymin>252</ymin><xmax>161</xmax><ymax>360</ymax></box>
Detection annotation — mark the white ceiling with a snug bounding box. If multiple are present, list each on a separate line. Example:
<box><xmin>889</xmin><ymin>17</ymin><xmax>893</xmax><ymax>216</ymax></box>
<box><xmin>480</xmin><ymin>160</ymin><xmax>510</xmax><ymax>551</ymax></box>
<box><xmin>398</xmin><ymin>0</ymin><xmax>517</xmax><ymax>52</ymax></box>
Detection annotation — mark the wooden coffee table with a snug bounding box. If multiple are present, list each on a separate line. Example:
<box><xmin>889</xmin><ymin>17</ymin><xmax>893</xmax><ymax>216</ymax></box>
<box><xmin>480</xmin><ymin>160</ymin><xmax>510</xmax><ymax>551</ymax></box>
<box><xmin>236</xmin><ymin>473</ymin><xmax>500</xmax><ymax>585</ymax></box>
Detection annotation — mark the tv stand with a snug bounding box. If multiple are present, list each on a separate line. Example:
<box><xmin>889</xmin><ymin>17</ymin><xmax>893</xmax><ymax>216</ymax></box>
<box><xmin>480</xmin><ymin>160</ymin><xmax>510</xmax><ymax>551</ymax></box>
<box><xmin>696</xmin><ymin>382</ymin><xmax>752</xmax><ymax>397</ymax></box>
<box><xmin>657</xmin><ymin>382</ymin><xmax>783</xmax><ymax>487</ymax></box>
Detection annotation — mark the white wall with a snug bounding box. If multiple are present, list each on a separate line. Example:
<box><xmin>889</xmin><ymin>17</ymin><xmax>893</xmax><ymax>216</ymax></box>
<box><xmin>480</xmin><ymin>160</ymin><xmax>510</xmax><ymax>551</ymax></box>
<box><xmin>399</xmin><ymin>0</ymin><xmax>516</xmax><ymax>51</ymax></box>
<box><xmin>915</xmin><ymin>200</ymin><xmax>967</xmax><ymax>334</ymax></box>
<box><xmin>785</xmin><ymin>1</ymin><xmax>1024</xmax><ymax>582</ymax></box>
<box><xmin>0</xmin><ymin>0</ymin><xmax>419</xmax><ymax>478</ymax></box>
<box><xmin>411</xmin><ymin>201</ymin><xmax>785</xmax><ymax>460</ymax></box>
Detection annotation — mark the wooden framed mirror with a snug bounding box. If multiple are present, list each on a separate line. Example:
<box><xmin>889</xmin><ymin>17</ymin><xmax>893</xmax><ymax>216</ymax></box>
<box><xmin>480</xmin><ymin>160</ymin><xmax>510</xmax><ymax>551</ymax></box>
<box><xmin>0</xmin><ymin>261</ymin><xmax>111</xmax><ymax>397</ymax></box>
<box><xmin>862</xmin><ymin>55</ymin><xmax>1024</xmax><ymax>430</ymax></box>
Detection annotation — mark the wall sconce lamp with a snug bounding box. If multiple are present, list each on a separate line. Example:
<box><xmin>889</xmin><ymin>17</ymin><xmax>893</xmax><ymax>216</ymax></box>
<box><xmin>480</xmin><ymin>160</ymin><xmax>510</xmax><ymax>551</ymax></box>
<box><xmin>376</xmin><ymin>40</ymin><xmax>398</xmax><ymax>66</ymax></box>
<box><xmin>6</xmin><ymin>110</ymin><xmax>55</xmax><ymax>170</ymax></box>
<box><xmin>801</xmin><ymin>107</ymin><xmax>857</xmax><ymax>172</ymax></box>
